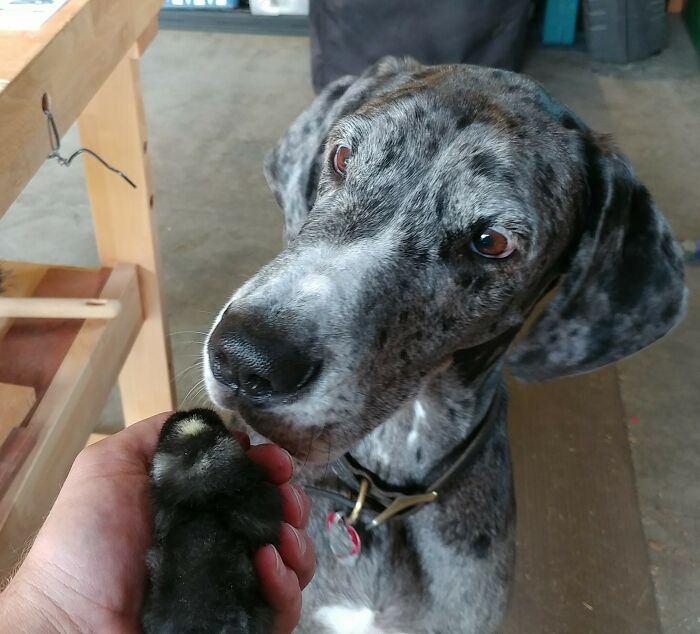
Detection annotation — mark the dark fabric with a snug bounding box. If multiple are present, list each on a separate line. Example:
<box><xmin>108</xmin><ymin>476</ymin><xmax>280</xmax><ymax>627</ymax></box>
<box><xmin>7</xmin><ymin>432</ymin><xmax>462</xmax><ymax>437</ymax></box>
<box><xmin>309</xmin><ymin>0</ymin><xmax>533</xmax><ymax>93</ymax></box>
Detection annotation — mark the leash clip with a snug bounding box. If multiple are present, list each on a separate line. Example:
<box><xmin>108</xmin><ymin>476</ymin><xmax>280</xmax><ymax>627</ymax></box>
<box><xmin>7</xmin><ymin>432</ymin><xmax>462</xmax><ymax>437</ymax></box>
<box><xmin>370</xmin><ymin>491</ymin><xmax>438</xmax><ymax>528</ymax></box>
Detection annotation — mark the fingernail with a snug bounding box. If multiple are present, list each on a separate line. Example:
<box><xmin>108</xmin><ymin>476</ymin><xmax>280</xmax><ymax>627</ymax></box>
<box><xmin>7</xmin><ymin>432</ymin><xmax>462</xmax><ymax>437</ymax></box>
<box><xmin>282</xmin><ymin>449</ymin><xmax>294</xmax><ymax>474</ymax></box>
<box><xmin>272</xmin><ymin>546</ymin><xmax>283</xmax><ymax>574</ymax></box>
<box><xmin>291</xmin><ymin>526</ymin><xmax>307</xmax><ymax>556</ymax></box>
<box><xmin>290</xmin><ymin>485</ymin><xmax>304</xmax><ymax>517</ymax></box>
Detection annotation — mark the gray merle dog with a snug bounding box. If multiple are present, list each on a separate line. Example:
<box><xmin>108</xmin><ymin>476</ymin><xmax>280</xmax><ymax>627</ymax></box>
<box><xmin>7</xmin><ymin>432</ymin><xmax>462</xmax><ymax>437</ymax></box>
<box><xmin>152</xmin><ymin>57</ymin><xmax>687</xmax><ymax>634</ymax></box>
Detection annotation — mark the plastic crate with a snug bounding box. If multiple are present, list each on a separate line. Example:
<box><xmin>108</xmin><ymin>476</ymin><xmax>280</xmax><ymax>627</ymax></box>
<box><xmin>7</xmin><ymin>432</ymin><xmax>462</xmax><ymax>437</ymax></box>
<box><xmin>250</xmin><ymin>0</ymin><xmax>308</xmax><ymax>16</ymax></box>
<box><xmin>162</xmin><ymin>0</ymin><xmax>239</xmax><ymax>9</ymax></box>
<box><xmin>542</xmin><ymin>0</ymin><xmax>581</xmax><ymax>45</ymax></box>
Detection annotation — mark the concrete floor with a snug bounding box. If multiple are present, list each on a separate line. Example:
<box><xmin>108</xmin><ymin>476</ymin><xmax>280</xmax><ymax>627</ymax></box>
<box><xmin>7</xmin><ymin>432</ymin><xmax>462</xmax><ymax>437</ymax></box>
<box><xmin>0</xmin><ymin>17</ymin><xmax>698</xmax><ymax>633</ymax></box>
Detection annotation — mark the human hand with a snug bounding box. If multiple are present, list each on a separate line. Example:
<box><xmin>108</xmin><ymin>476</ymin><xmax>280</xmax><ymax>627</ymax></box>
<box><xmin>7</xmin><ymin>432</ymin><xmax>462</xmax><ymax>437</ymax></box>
<box><xmin>0</xmin><ymin>412</ymin><xmax>314</xmax><ymax>634</ymax></box>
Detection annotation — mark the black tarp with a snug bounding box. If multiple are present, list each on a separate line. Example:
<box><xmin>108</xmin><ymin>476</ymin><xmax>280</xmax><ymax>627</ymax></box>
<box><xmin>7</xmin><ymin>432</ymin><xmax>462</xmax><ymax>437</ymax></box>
<box><xmin>309</xmin><ymin>0</ymin><xmax>533</xmax><ymax>93</ymax></box>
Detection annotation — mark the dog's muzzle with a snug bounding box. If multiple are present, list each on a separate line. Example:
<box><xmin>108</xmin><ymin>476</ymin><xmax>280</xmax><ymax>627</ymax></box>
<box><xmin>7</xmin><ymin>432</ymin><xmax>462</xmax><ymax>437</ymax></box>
<box><xmin>208</xmin><ymin>310</ymin><xmax>321</xmax><ymax>406</ymax></box>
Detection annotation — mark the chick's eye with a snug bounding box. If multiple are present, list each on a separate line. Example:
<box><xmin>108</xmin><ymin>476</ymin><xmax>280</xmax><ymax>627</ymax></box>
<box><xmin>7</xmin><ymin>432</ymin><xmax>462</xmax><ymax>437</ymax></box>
<box><xmin>331</xmin><ymin>144</ymin><xmax>352</xmax><ymax>176</ymax></box>
<box><xmin>471</xmin><ymin>226</ymin><xmax>516</xmax><ymax>259</ymax></box>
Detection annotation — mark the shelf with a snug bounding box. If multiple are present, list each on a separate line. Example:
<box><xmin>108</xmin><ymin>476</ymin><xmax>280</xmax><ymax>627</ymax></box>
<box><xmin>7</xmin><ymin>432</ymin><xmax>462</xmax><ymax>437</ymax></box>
<box><xmin>0</xmin><ymin>262</ymin><xmax>142</xmax><ymax>573</ymax></box>
<box><xmin>158</xmin><ymin>8</ymin><xmax>309</xmax><ymax>36</ymax></box>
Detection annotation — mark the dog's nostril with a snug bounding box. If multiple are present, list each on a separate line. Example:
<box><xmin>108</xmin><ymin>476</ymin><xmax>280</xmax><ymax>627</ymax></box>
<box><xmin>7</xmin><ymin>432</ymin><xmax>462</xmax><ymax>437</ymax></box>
<box><xmin>214</xmin><ymin>350</ymin><xmax>238</xmax><ymax>387</ymax></box>
<box><xmin>239</xmin><ymin>372</ymin><xmax>273</xmax><ymax>399</ymax></box>
<box><xmin>209</xmin><ymin>312</ymin><xmax>320</xmax><ymax>404</ymax></box>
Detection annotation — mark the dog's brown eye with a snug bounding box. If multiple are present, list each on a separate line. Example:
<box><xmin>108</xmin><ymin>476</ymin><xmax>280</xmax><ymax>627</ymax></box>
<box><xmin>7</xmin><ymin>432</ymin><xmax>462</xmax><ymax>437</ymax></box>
<box><xmin>471</xmin><ymin>227</ymin><xmax>516</xmax><ymax>259</ymax></box>
<box><xmin>331</xmin><ymin>144</ymin><xmax>352</xmax><ymax>176</ymax></box>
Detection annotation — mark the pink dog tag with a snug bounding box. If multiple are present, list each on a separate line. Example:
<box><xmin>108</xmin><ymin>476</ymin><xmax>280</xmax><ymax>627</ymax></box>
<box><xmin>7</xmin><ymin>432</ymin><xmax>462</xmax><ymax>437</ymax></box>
<box><xmin>325</xmin><ymin>512</ymin><xmax>361</xmax><ymax>565</ymax></box>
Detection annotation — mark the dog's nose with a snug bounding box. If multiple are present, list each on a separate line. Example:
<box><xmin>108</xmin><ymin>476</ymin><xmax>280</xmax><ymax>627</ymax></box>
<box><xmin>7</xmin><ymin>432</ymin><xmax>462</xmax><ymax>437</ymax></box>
<box><xmin>208</xmin><ymin>312</ymin><xmax>319</xmax><ymax>404</ymax></box>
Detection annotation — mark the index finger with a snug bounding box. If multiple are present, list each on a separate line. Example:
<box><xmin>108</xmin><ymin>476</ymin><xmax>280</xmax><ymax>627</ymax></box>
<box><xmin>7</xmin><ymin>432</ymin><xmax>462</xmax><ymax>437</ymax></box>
<box><xmin>247</xmin><ymin>443</ymin><xmax>294</xmax><ymax>485</ymax></box>
<box><xmin>87</xmin><ymin>411</ymin><xmax>172</xmax><ymax>468</ymax></box>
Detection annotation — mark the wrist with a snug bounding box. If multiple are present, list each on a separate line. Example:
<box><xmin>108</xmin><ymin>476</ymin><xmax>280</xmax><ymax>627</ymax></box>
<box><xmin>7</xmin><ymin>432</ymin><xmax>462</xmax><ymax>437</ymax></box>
<box><xmin>0</xmin><ymin>562</ymin><xmax>77</xmax><ymax>633</ymax></box>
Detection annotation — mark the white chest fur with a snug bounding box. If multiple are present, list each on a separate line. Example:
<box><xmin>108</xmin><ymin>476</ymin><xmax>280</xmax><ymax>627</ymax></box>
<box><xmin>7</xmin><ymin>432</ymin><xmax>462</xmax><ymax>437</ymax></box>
<box><xmin>314</xmin><ymin>605</ymin><xmax>410</xmax><ymax>634</ymax></box>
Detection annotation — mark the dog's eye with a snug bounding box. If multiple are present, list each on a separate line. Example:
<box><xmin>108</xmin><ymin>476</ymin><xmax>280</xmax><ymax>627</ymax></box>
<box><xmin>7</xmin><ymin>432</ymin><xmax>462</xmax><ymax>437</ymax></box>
<box><xmin>471</xmin><ymin>227</ymin><xmax>516</xmax><ymax>259</ymax></box>
<box><xmin>331</xmin><ymin>144</ymin><xmax>352</xmax><ymax>176</ymax></box>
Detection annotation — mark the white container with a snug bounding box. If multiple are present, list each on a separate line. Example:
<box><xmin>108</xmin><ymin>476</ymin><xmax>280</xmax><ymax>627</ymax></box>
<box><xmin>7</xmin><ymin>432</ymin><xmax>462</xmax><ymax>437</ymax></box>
<box><xmin>249</xmin><ymin>0</ymin><xmax>308</xmax><ymax>16</ymax></box>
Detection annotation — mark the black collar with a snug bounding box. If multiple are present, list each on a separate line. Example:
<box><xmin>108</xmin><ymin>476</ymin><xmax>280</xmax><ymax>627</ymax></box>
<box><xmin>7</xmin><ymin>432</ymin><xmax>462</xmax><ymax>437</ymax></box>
<box><xmin>305</xmin><ymin>392</ymin><xmax>501</xmax><ymax>529</ymax></box>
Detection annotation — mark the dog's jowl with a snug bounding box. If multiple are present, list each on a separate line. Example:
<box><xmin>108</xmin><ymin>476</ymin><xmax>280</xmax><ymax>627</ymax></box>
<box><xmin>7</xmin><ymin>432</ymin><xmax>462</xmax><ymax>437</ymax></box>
<box><xmin>195</xmin><ymin>58</ymin><xmax>686</xmax><ymax>633</ymax></box>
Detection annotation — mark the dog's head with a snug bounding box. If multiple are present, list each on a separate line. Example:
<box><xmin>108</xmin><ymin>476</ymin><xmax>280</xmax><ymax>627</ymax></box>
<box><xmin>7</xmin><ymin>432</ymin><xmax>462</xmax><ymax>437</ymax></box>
<box><xmin>204</xmin><ymin>58</ymin><xmax>686</xmax><ymax>460</ymax></box>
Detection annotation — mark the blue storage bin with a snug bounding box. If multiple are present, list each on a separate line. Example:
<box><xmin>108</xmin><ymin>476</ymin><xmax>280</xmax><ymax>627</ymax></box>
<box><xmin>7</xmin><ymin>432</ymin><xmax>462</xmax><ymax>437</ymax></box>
<box><xmin>542</xmin><ymin>0</ymin><xmax>580</xmax><ymax>45</ymax></box>
<box><xmin>162</xmin><ymin>0</ymin><xmax>239</xmax><ymax>9</ymax></box>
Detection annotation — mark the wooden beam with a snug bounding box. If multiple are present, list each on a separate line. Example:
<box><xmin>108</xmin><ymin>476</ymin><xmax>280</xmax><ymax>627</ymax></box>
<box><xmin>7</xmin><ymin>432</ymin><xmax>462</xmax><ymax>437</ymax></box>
<box><xmin>78</xmin><ymin>53</ymin><xmax>175</xmax><ymax>424</ymax></box>
<box><xmin>0</xmin><ymin>262</ymin><xmax>48</xmax><ymax>341</ymax></box>
<box><xmin>0</xmin><ymin>384</ymin><xmax>36</xmax><ymax>446</ymax></box>
<box><xmin>0</xmin><ymin>264</ymin><xmax>142</xmax><ymax>576</ymax></box>
<box><xmin>86</xmin><ymin>432</ymin><xmax>110</xmax><ymax>446</ymax></box>
<box><xmin>0</xmin><ymin>297</ymin><xmax>121</xmax><ymax>320</ymax></box>
<box><xmin>0</xmin><ymin>0</ymin><xmax>163</xmax><ymax>216</ymax></box>
<box><xmin>137</xmin><ymin>18</ymin><xmax>159</xmax><ymax>57</ymax></box>
<box><xmin>0</xmin><ymin>429</ymin><xmax>36</xmax><ymax>502</ymax></box>
<box><xmin>0</xmin><ymin>267</ymin><xmax>111</xmax><ymax>412</ymax></box>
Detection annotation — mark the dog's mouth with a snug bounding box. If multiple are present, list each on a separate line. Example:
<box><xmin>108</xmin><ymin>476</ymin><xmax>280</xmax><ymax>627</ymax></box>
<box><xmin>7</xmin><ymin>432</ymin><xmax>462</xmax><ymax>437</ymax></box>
<box><xmin>228</xmin><ymin>403</ymin><xmax>342</xmax><ymax>464</ymax></box>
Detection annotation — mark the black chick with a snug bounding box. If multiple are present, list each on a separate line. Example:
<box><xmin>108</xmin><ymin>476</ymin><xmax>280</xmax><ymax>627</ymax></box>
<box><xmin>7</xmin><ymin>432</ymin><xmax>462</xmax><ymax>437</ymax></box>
<box><xmin>141</xmin><ymin>409</ymin><xmax>282</xmax><ymax>634</ymax></box>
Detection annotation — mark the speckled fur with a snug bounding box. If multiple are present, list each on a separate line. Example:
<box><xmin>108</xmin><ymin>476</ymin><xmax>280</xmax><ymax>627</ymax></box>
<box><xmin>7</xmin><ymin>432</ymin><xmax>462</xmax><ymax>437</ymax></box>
<box><xmin>203</xmin><ymin>58</ymin><xmax>686</xmax><ymax>633</ymax></box>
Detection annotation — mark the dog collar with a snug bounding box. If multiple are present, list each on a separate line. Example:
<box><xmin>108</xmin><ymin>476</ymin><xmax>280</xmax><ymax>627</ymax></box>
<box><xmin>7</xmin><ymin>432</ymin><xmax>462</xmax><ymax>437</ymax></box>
<box><xmin>305</xmin><ymin>391</ymin><xmax>501</xmax><ymax>530</ymax></box>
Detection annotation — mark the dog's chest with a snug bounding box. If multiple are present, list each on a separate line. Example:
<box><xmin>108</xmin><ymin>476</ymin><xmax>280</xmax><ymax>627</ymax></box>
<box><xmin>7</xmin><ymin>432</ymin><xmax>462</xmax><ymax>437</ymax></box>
<box><xmin>299</xmin><ymin>494</ymin><xmax>428</xmax><ymax>634</ymax></box>
<box><xmin>299</xmin><ymin>492</ymin><xmax>512</xmax><ymax>634</ymax></box>
<box><xmin>295</xmin><ymin>397</ymin><xmax>515</xmax><ymax>633</ymax></box>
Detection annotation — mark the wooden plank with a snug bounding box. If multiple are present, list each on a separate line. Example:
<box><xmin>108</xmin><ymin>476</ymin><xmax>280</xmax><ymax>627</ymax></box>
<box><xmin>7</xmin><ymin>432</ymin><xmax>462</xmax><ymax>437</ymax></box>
<box><xmin>0</xmin><ymin>0</ymin><xmax>163</xmax><ymax>216</ymax></box>
<box><xmin>86</xmin><ymin>432</ymin><xmax>110</xmax><ymax>446</ymax></box>
<box><xmin>78</xmin><ymin>52</ymin><xmax>175</xmax><ymax>424</ymax></box>
<box><xmin>137</xmin><ymin>17</ymin><xmax>159</xmax><ymax>56</ymax></box>
<box><xmin>0</xmin><ymin>264</ymin><xmax>142</xmax><ymax>575</ymax></box>
<box><xmin>0</xmin><ymin>429</ymin><xmax>36</xmax><ymax>501</ymax></box>
<box><xmin>0</xmin><ymin>267</ymin><xmax>110</xmax><ymax>416</ymax></box>
<box><xmin>668</xmin><ymin>0</ymin><xmax>686</xmax><ymax>13</ymax></box>
<box><xmin>0</xmin><ymin>297</ymin><xmax>121</xmax><ymax>320</ymax></box>
<box><xmin>0</xmin><ymin>262</ymin><xmax>48</xmax><ymax>341</ymax></box>
<box><xmin>499</xmin><ymin>368</ymin><xmax>660</xmax><ymax>633</ymax></box>
<box><xmin>0</xmin><ymin>384</ymin><xmax>36</xmax><ymax>446</ymax></box>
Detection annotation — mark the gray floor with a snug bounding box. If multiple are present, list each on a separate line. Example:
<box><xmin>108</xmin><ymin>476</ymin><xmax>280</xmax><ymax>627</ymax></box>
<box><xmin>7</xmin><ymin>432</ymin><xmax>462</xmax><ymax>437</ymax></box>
<box><xmin>0</xmin><ymin>18</ymin><xmax>698</xmax><ymax>633</ymax></box>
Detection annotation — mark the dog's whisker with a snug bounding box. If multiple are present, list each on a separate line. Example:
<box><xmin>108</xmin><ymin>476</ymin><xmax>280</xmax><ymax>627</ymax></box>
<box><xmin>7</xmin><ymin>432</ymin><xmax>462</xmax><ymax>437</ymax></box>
<box><xmin>180</xmin><ymin>379</ymin><xmax>205</xmax><ymax>407</ymax></box>
<box><xmin>172</xmin><ymin>362</ymin><xmax>204</xmax><ymax>385</ymax></box>
<box><xmin>169</xmin><ymin>330</ymin><xmax>209</xmax><ymax>337</ymax></box>
<box><xmin>171</xmin><ymin>339</ymin><xmax>207</xmax><ymax>345</ymax></box>
<box><xmin>323</xmin><ymin>433</ymin><xmax>332</xmax><ymax>482</ymax></box>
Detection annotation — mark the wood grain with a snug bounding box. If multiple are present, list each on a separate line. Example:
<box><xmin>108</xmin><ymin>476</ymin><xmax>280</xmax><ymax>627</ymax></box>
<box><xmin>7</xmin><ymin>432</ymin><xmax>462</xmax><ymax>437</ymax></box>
<box><xmin>78</xmin><ymin>52</ymin><xmax>175</xmax><ymax>424</ymax></box>
<box><xmin>0</xmin><ymin>261</ymin><xmax>48</xmax><ymax>341</ymax></box>
<box><xmin>0</xmin><ymin>428</ymin><xmax>36</xmax><ymax>501</ymax></box>
<box><xmin>0</xmin><ymin>384</ymin><xmax>36</xmax><ymax>446</ymax></box>
<box><xmin>0</xmin><ymin>0</ymin><xmax>163</xmax><ymax>216</ymax></box>
<box><xmin>0</xmin><ymin>297</ymin><xmax>121</xmax><ymax>320</ymax></box>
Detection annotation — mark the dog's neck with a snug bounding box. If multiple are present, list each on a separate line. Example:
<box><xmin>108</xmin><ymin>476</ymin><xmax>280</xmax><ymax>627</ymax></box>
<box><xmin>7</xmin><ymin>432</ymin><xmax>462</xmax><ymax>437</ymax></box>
<box><xmin>350</xmin><ymin>361</ymin><xmax>504</xmax><ymax>485</ymax></box>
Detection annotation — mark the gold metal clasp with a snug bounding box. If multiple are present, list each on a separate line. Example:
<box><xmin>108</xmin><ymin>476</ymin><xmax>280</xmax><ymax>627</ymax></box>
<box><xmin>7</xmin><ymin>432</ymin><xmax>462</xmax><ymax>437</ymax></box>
<box><xmin>345</xmin><ymin>478</ymin><xmax>369</xmax><ymax>526</ymax></box>
<box><xmin>370</xmin><ymin>491</ymin><xmax>438</xmax><ymax>528</ymax></box>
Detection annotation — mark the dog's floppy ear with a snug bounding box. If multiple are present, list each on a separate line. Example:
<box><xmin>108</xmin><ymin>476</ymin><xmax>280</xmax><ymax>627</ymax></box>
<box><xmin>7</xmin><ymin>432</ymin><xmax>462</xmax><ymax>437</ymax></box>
<box><xmin>264</xmin><ymin>56</ymin><xmax>421</xmax><ymax>242</ymax></box>
<box><xmin>509</xmin><ymin>135</ymin><xmax>687</xmax><ymax>382</ymax></box>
